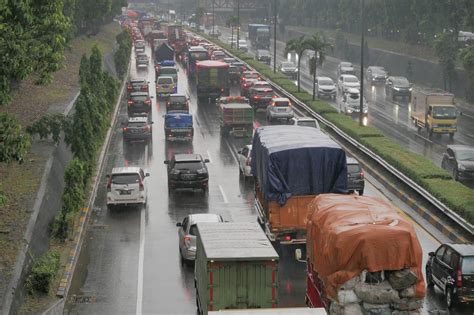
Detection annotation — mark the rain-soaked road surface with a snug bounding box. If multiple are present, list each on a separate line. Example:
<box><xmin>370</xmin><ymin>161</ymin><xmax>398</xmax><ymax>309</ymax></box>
<box><xmin>218</xmin><ymin>27</ymin><xmax>474</xmax><ymax>190</ymax></box>
<box><xmin>64</xmin><ymin>43</ymin><xmax>471</xmax><ymax>314</ymax></box>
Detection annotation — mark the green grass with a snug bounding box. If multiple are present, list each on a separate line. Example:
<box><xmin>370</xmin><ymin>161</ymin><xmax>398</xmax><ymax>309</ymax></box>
<box><xmin>419</xmin><ymin>178</ymin><xmax>474</xmax><ymax>224</ymax></box>
<box><xmin>309</xmin><ymin>100</ymin><xmax>338</xmax><ymax>114</ymax></box>
<box><xmin>323</xmin><ymin>113</ymin><xmax>384</xmax><ymax>139</ymax></box>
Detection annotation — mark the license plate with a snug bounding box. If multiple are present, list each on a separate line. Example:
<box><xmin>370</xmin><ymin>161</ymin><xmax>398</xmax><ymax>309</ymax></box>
<box><xmin>161</xmin><ymin>85</ymin><xmax>169</xmax><ymax>89</ymax></box>
<box><xmin>182</xmin><ymin>175</ymin><xmax>194</xmax><ymax>180</ymax></box>
<box><xmin>120</xmin><ymin>190</ymin><xmax>131</xmax><ymax>195</ymax></box>
<box><xmin>278</xmin><ymin>108</ymin><xmax>286</xmax><ymax>112</ymax></box>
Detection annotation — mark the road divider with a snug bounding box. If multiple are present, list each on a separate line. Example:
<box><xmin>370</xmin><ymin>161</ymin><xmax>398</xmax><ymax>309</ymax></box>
<box><xmin>195</xmin><ymin>31</ymin><xmax>474</xmax><ymax>242</ymax></box>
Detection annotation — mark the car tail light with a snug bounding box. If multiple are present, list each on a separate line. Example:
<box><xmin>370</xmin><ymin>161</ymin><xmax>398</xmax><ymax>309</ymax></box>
<box><xmin>127</xmin><ymin>100</ymin><xmax>134</xmax><ymax>105</ymax></box>
<box><xmin>139</xmin><ymin>180</ymin><xmax>144</xmax><ymax>191</ymax></box>
<box><xmin>166</xmin><ymin>102</ymin><xmax>170</xmax><ymax>107</ymax></box>
<box><xmin>457</xmin><ymin>268</ymin><xmax>462</xmax><ymax>288</ymax></box>
<box><xmin>145</xmin><ymin>99</ymin><xmax>151</xmax><ymax>105</ymax></box>
<box><xmin>107</xmin><ymin>177</ymin><xmax>112</xmax><ymax>192</ymax></box>
<box><xmin>253</xmin><ymin>96</ymin><xmax>260</xmax><ymax>100</ymax></box>
<box><xmin>184</xmin><ymin>235</ymin><xmax>191</xmax><ymax>247</ymax></box>
<box><xmin>283</xmin><ymin>235</ymin><xmax>292</xmax><ymax>242</ymax></box>
<box><xmin>360</xmin><ymin>170</ymin><xmax>365</xmax><ymax>178</ymax></box>
<box><xmin>221</xmin><ymin>87</ymin><xmax>224</xmax><ymax>92</ymax></box>
<box><xmin>145</xmin><ymin>125</ymin><xmax>151</xmax><ymax>131</ymax></box>
<box><xmin>123</xmin><ymin>127</ymin><xmax>128</xmax><ymax>132</ymax></box>
<box><xmin>127</xmin><ymin>85</ymin><xmax>132</xmax><ymax>91</ymax></box>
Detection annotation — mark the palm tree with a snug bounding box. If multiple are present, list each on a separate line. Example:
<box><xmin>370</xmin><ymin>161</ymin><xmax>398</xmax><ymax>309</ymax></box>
<box><xmin>304</xmin><ymin>32</ymin><xmax>333</xmax><ymax>100</ymax></box>
<box><xmin>226</xmin><ymin>15</ymin><xmax>238</xmax><ymax>48</ymax></box>
<box><xmin>284</xmin><ymin>36</ymin><xmax>310</xmax><ymax>92</ymax></box>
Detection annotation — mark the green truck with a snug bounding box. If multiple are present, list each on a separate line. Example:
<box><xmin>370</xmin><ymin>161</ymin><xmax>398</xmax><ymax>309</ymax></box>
<box><xmin>217</xmin><ymin>96</ymin><xmax>254</xmax><ymax>138</ymax></box>
<box><xmin>195</xmin><ymin>222</ymin><xmax>279</xmax><ymax>315</ymax></box>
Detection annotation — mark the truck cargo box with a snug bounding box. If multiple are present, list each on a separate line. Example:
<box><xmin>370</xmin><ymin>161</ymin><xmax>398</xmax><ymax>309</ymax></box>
<box><xmin>251</xmin><ymin>126</ymin><xmax>347</xmax><ymax>206</ymax></box>
<box><xmin>209</xmin><ymin>308</ymin><xmax>327</xmax><ymax>314</ymax></box>
<box><xmin>195</xmin><ymin>222</ymin><xmax>279</xmax><ymax>315</ymax></box>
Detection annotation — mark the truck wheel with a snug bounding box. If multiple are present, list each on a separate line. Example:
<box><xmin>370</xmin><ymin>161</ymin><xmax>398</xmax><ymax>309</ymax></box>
<box><xmin>358</xmin><ymin>189</ymin><xmax>364</xmax><ymax>196</ymax></box>
<box><xmin>449</xmin><ymin>133</ymin><xmax>454</xmax><ymax>140</ymax></box>
<box><xmin>426</xmin><ymin>267</ymin><xmax>434</xmax><ymax>288</ymax></box>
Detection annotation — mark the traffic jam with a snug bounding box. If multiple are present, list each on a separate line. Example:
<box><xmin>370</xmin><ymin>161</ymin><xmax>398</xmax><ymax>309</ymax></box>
<box><xmin>66</xmin><ymin>15</ymin><xmax>474</xmax><ymax>315</ymax></box>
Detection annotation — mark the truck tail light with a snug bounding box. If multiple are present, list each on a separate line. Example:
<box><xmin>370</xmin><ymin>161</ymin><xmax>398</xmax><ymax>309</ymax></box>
<box><xmin>145</xmin><ymin>125</ymin><xmax>151</xmax><ymax>131</ymax></box>
<box><xmin>184</xmin><ymin>235</ymin><xmax>191</xmax><ymax>247</ymax></box>
<box><xmin>284</xmin><ymin>235</ymin><xmax>292</xmax><ymax>242</ymax></box>
<box><xmin>139</xmin><ymin>180</ymin><xmax>144</xmax><ymax>191</ymax></box>
<box><xmin>457</xmin><ymin>268</ymin><xmax>462</xmax><ymax>288</ymax></box>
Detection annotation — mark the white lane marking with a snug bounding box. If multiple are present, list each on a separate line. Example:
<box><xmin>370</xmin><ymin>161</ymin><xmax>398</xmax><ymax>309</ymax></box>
<box><xmin>224</xmin><ymin>139</ymin><xmax>239</xmax><ymax>163</ymax></box>
<box><xmin>136</xmin><ymin>144</ymin><xmax>148</xmax><ymax>315</ymax></box>
<box><xmin>461</xmin><ymin>111</ymin><xmax>474</xmax><ymax>119</ymax></box>
<box><xmin>136</xmin><ymin>207</ymin><xmax>145</xmax><ymax>315</ymax></box>
<box><xmin>218</xmin><ymin>185</ymin><xmax>229</xmax><ymax>203</ymax></box>
<box><xmin>414</xmin><ymin>133</ymin><xmax>433</xmax><ymax>144</ymax></box>
<box><xmin>206</xmin><ymin>150</ymin><xmax>213</xmax><ymax>164</ymax></box>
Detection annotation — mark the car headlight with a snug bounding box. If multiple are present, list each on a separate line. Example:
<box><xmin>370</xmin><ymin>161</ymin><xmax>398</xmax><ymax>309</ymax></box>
<box><xmin>346</xmin><ymin>108</ymin><xmax>353</xmax><ymax>113</ymax></box>
<box><xmin>458</xmin><ymin>163</ymin><xmax>466</xmax><ymax>171</ymax></box>
<box><xmin>409</xmin><ymin>87</ymin><xmax>413</xmax><ymax>91</ymax></box>
<box><xmin>393</xmin><ymin>87</ymin><xmax>401</xmax><ymax>91</ymax></box>
<box><xmin>196</xmin><ymin>168</ymin><xmax>207</xmax><ymax>174</ymax></box>
<box><xmin>170</xmin><ymin>169</ymin><xmax>180</xmax><ymax>176</ymax></box>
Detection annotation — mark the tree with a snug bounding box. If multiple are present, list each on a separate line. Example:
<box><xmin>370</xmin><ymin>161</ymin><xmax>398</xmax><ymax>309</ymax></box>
<box><xmin>304</xmin><ymin>32</ymin><xmax>332</xmax><ymax>100</ymax></box>
<box><xmin>0</xmin><ymin>113</ymin><xmax>31</xmax><ymax>164</ymax></box>
<box><xmin>284</xmin><ymin>36</ymin><xmax>310</xmax><ymax>92</ymax></box>
<box><xmin>459</xmin><ymin>45</ymin><xmax>474</xmax><ymax>102</ymax></box>
<box><xmin>433</xmin><ymin>32</ymin><xmax>458</xmax><ymax>92</ymax></box>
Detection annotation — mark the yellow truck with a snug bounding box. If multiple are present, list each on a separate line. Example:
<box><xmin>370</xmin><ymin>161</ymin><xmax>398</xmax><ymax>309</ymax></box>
<box><xmin>411</xmin><ymin>88</ymin><xmax>457</xmax><ymax>139</ymax></box>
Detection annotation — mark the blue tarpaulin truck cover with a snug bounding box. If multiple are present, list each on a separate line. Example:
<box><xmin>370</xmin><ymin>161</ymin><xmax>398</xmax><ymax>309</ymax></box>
<box><xmin>251</xmin><ymin>125</ymin><xmax>347</xmax><ymax>205</ymax></box>
<box><xmin>164</xmin><ymin>113</ymin><xmax>193</xmax><ymax>128</ymax></box>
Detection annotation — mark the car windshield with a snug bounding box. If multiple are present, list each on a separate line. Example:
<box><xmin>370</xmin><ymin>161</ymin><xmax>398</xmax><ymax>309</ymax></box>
<box><xmin>345</xmin><ymin>77</ymin><xmax>359</xmax><ymax>83</ymax></box>
<box><xmin>347</xmin><ymin>164</ymin><xmax>361</xmax><ymax>173</ymax></box>
<box><xmin>341</xmin><ymin>62</ymin><xmax>352</xmax><ymax>67</ymax></box>
<box><xmin>298</xmin><ymin>121</ymin><xmax>317</xmax><ymax>128</ymax></box>
<box><xmin>158</xmin><ymin>77</ymin><xmax>173</xmax><ymax>84</ymax></box>
<box><xmin>319</xmin><ymin>79</ymin><xmax>333</xmax><ymax>85</ymax></box>
<box><xmin>257</xmin><ymin>90</ymin><xmax>273</xmax><ymax>97</ymax></box>
<box><xmin>160</xmin><ymin>68</ymin><xmax>176</xmax><ymax>75</ymax></box>
<box><xmin>432</xmin><ymin>106</ymin><xmax>457</xmax><ymax>119</ymax></box>
<box><xmin>282</xmin><ymin>62</ymin><xmax>294</xmax><ymax>68</ymax></box>
<box><xmin>170</xmin><ymin>96</ymin><xmax>186</xmax><ymax>103</ymax></box>
<box><xmin>456</xmin><ymin>149</ymin><xmax>474</xmax><ymax>161</ymax></box>
<box><xmin>189</xmin><ymin>224</ymin><xmax>198</xmax><ymax>236</ymax></box>
<box><xmin>174</xmin><ymin>161</ymin><xmax>203</xmax><ymax>170</ymax></box>
<box><xmin>112</xmin><ymin>173</ymin><xmax>140</xmax><ymax>185</ymax></box>
<box><xmin>462</xmin><ymin>256</ymin><xmax>474</xmax><ymax>274</ymax></box>
<box><xmin>348</xmin><ymin>93</ymin><xmax>360</xmax><ymax>100</ymax></box>
<box><xmin>393</xmin><ymin>77</ymin><xmax>409</xmax><ymax>86</ymax></box>
<box><xmin>245</xmin><ymin>73</ymin><xmax>258</xmax><ymax>79</ymax></box>
<box><xmin>274</xmin><ymin>101</ymin><xmax>290</xmax><ymax>107</ymax></box>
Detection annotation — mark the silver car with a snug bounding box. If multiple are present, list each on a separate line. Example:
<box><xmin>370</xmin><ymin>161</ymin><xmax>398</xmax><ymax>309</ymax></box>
<box><xmin>176</xmin><ymin>213</ymin><xmax>224</xmax><ymax>262</ymax></box>
<box><xmin>266</xmin><ymin>97</ymin><xmax>294</xmax><ymax>122</ymax></box>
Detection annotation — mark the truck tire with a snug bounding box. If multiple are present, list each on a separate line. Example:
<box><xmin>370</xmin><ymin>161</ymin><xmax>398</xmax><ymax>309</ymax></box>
<box><xmin>446</xmin><ymin>287</ymin><xmax>456</xmax><ymax>309</ymax></box>
<box><xmin>358</xmin><ymin>189</ymin><xmax>364</xmax><ymax>196</ymax></box>
<box><xmin>449</xmin><ymin>133</ymin><xmax>454</xmax><ymax>140</ymax></box>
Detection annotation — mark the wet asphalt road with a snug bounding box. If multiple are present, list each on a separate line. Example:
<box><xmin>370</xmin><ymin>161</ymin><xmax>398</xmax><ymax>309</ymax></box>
<box><xmin>64</xmin><ymin>44</ymin><xmax>471</xmax><ymax>314</ymax></box>
<box><xmin>219</xmin><ymin>27</ymin><xmax>474</xmax><ymax>189</ymax></box>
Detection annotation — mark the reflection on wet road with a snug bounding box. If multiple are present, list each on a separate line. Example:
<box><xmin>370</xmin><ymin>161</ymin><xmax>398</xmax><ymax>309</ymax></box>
<box><xmin>64</xmin><ymin>42</ymin><xmax>468</xmax><ymax>315</ymax></box>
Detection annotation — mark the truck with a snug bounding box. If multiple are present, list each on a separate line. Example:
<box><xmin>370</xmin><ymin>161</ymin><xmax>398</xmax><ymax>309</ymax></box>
<box><xmin>209</xmin><ymin>309</ymin><xmax>327</xmax><ymax>315</ymax></box>
<box><xmin>251</xmin><ymin>126</ymin><xmax>347</xmax><ymax>246</ymax></box>
<box><xmin>187</xmin><ymin>46</ymin><xmax>209</xmax><ymax>79</ymax></box>
<box><xmin>248</xmin><ymin>24</ymin><xmax>271</xmax><ymax>50</ymax></box>
<box><xmin>138</xmin><ymin>18</ymin><xmax>154</xmax><ymax>37</ymax></box>
<box><xmin>304</xmin><ymin>194</ymin><xmax>425</xmax><ymax>313</ymax></box>
<box><xmin>217</xmin><ymin>96</ymin><xmax>254</xmax><ymax>138</ymax></box>
<box><xmin>195</xmin><ymin>60</ymin><xmax>230</xmax><ymax>101</ymax></box>
<box><xmin>167</xmin><ymin>24</ymin><xmax>186</xmax><ymax>55</ymax></box>
<box><xmin>195</xmin><ymin>222</ymin><xmax>279</xmax><ymax>315</ymax></box>
<box><xmin>411</xmin><ymin>88</ymin><xmax>457</xmax><ymax>139</ymax></box>
<box><xmin>164</xmin><ymin>113</ymin><xmax>193</xmax><ymax>141</ymax></box>
<box><xmin>147</xmin><ymin>30</ymin><xmax>168</xmax><ymax>53</ymax></box>
<box><xmin>154</xmin><ymin>43</ymin><xmax>174</xmax><ymax>68</ymax></box>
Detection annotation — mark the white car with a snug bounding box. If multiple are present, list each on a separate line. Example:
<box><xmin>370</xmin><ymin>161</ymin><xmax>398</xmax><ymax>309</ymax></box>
<box><xmin>176</xmin><ymin>213</ymin><xmax>224</xmax><ymax>261</ymax></box>
<box><xmin>238</xmin><ymin>40</ymin><xmax>248</xmax><ymax>52</ymax></box>
<box><xmin>237</xmin><ymin>145</ymin><xmax>252</xmax><ymax>178</ymax></box>
<box><xmin>338</xmin><ymin>74</ymin><xmax>360</xmax><ymax>93</ymax></box>
<box><xmin>315</xmin><ymin>76</ymin><xmax>337</xmax><ymax>100</ymax></box>
<box><xmin>337</xmin><ymin>61</ymin><xmax>356</xmax><ymax>76</ymax></box>
<box><xmin>341</xmin><ymin>88</ymin><xmax>368</xmax><ymax>115</ymax></box>
<box><xmin>266</xmin><ymin>97</ymin><xmax>294</xmax><ymax>122</ymax></box>
<box><xmin>106</xmin><ymin>167</ymin><xmax>149</xmax><ymax>210</ymax></box>
<box><xmin>289</xmin><ymin>117</ymin><xmax>320</xmax><ymax>129</ymax></box>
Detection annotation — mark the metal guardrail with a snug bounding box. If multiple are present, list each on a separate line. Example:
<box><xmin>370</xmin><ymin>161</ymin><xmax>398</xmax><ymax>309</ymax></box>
<box><xmin>195</xmin><ymin>32</ymin><xmax>474</xmax><ymax>238</ymax></box>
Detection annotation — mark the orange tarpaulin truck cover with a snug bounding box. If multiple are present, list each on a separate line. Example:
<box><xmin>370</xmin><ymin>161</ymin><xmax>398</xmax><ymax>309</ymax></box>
<box><xmin>306</xmin><ymin>194</ymin><xmax>426</xmax><ymax>300</ymax></box>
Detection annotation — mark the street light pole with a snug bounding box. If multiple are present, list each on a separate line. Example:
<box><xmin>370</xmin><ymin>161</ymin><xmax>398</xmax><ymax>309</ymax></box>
<box><xmin>212</xmin><ymin>0</ymin><xmax>215</xmax><ymax>35</ymax></box>
<box><xmin>359</xmin><ymin>0</ymin><xmax>365</xmax><ymax>126</ymax></box>
<box><xmin>237</xmin><ymin>0</ymin><xmax>240</xmax><ymax>51</ymax></box>
<box><xmin>273</xmin><ymin>0</ymin><xmax>277</xmax><ymax>73</ymax></box>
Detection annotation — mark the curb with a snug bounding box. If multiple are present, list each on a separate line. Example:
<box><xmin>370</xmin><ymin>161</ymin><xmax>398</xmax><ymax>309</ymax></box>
<box><xmin>56</xmin><ymin>63</ymin><xmax>130</xmax><ymax>299</ymax></box>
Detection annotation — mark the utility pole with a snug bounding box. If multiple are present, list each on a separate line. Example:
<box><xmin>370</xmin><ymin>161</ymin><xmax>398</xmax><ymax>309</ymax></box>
<box><xmin>273</xmin><ymin>0</ymin><xmax>277</xmax><ymax>73</ymax></box>
<box><xmin>237</xmin><ymin>0</ymin><xmax>240</xmax><ymax>51</ymax></box>
<box><xmin>359</xmin><ymin>0</ymin><xmax>365</xmax><ymax>126</ymax></box>
<box><xmin>212</xmin><ymin>0</ymin><xmax>215</xmax><ymax>35</ymax></box>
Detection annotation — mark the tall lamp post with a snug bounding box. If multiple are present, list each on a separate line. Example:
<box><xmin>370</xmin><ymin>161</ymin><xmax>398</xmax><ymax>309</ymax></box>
<box><xmin>273</xmin><ymin>0</ymin><xmax>277</xmax><ymax>73</ymax></box>
<box><xmin>212</xmin><ymin>0</ymin><xmax>215</xmax><ymax>35</ymax></box>
<box><xmin>359</xmin><ymin>0</ymin><xmax>365</xmax><ymax>126</ymax></box>
<box><xmin>237</xmin><ymin>0</ymin><xmax>240</xmax><ymax>50</ymax></box>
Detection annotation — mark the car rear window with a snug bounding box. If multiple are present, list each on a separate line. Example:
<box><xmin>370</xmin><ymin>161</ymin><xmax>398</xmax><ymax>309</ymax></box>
<box><xmin>347</xmin><ymin>164</ymin><xmax>361</xmax><ymax>173</ymax></box>
<box><xmin>158</xmin><ymin>77</ymin><xmax>173</xmax><ymax>84</ymax></box>
<box><xmin>462</xmin><ymin>256</ymin><xmax>474</xmax><ymax>274</ymax></box>
<box><xmin>345</xmin><ymin>76</ymin><xmax>359</xmax><ymax>83</ymax></box>
<box><xmin>189</xmin><ymin>224</ymin><xmax>198</xmax><ymax>236</ymax></box>
<box><xmin>160</xmin><ymin>68</ymin><xmax>177</xmax><ymax>75</ymax></box>
<box><xmin>244</xmin><ymin>73</ymin><xmax>258</xmax><ymax>79</ymax></box>
<box><xmin>128</xmin><ymin>122</ymin><xmax>147</xmax><ymax>127</ymax></box>
<box><xmin>174</xmin><ymin>161</ymin><xmax>203</xmax><ymax>170</ymax></box>
<box><xmin>298</xmin><ymin>121</ymin><xmax>317</xmax><ymax>128</ymax></box>
<box><xmin>170</xmin><ymin>96</ymin><xmax>186</xmax><ymax>103</ymax></box>
<box><xmin>112</xmin><ymin>173</ymin><xmax>140</xmax><ymax>184</ymax></box>
<box><xmin>257</xmin><ymin>90</ymin><xmax>273</xmax><ymax>97</ymax></box>
<box><xmin>132</xmin><ymin>95</ymin><xmax>147</xmax><ymax>101</ymax></box>
<box><xmin>274</xmin><ymin>101</ymin><xmax>290</xmax><ymax>107</ymax></box>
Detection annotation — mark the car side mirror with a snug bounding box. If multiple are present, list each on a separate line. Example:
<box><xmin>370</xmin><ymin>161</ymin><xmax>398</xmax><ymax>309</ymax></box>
<box><xmin>428</xmin><ymin>252</ymin><xmax>435</xmax><ymax>257</ymax></box>
<box><xmin>164</xmin><ymin>160</ymin><xmax>169</xmax><ymax>164</ymax></box>
<box><xmin>176</xmin><ymin>222</ymin><xmax>182</xmax><ymax>227</ymax></box>
<box><xmin>204</xmin><ymin>159</ymin><xmax>210</xmax><ymax>163</ymax></box>
<box><xmin>145</xmin><ymin>172</ymin><xmax>150</xmax><ymax>177</ymax></box>
<box><xmin>237</xmin><ymin>150</ymin><xmax>242</xmax><ymax>154</ymax></box>
<box><xmin>150</xmin><ymin>96</ymin><xmax>154</xmax><ymax>99</ymax></box>
<box><xmin>448</xmin><ymin>156</ymin><xmax>454</xmax><ymax>160</ymax></box>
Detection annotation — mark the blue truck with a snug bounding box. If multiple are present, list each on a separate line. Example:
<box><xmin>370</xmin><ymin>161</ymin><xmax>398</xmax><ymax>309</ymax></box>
<box><xmin>164</xmin><ymin>113</ymin><xmax>194</xmax><ymax>141</ymax></box>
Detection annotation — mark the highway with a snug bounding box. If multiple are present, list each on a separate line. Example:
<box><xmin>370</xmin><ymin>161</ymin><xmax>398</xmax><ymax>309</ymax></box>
<box><xmin>64</xmin><ymin>42</ymin><xmax>470</xmax><ymax>314</ymax></box>
<box><xmin>218</xmin><ymin>26</ymin><xmax>474</xmax><ymax>187</ymax></box>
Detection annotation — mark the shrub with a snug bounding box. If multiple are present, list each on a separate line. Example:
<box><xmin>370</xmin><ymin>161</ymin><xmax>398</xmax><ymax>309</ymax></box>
<box><xmin>27</xmin><ymin>250</ymin><xmax>60</xmax><ymax>294</ymax></box>
<box><xmin>293</xmin><ymin>92</ymin><xmax>313</xmax><ymax>103</ymax></box>
<box><xmin>323</xmin><ymin>113</ymin><xmax>384</xmax><ymax>139</ymax></box>
<box><xmin>114</xmin><ymin>30</ymin><xmax>132</xmax><ymax>79</ymax></box>
<box><xmin>309</xmin><ymin>100</ymin><xmax>338</xmax><ymax>114</ymax></box>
